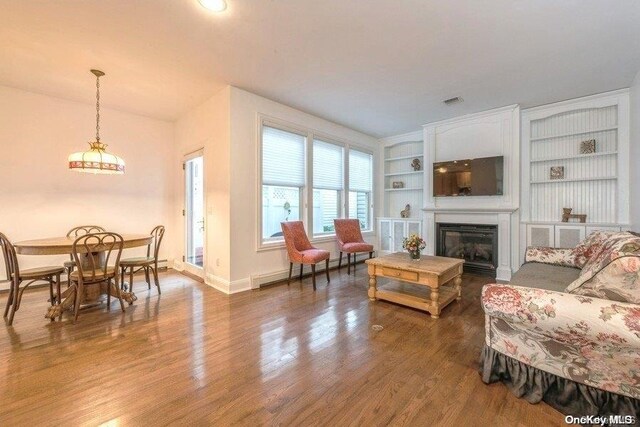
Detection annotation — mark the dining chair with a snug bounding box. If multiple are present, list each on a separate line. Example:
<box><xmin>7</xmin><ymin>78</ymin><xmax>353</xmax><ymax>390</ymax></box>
<box><xmin>69</xmin><ymin>232</ymin><xmax>125</xmax><ymax>322</ymax></box>
<box><xmin>64</xmin><ymin>225</ymin><xmax>106</xmax><ymax>287</ymax></box>
<box><xmin>119</xmin><ymin>225</ymin><xmax>165</xmax><ymax>295</ymax></box>
<box><xmin>281</xmin><ymin>221</ymin><xmax>330</xmax><ymax>291</ymax></box>
<box><xmin>334</xmin><ymin>219</ymin><xmax>374</xmax><ymax>275</ymax></box>
<box><xmin>1</xmin><ymin>232</ymin><xmax>64</xmax><ymax>325</ymax></box>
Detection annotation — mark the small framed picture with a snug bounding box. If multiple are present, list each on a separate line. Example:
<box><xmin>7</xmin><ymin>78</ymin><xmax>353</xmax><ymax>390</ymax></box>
<box><xmin>392</xmin><ymin>181</ymin><xmax>404</xmax><ymax>189</ymax></box>
<box><xmin>580</xmin><ymin>139</ymin><xmax>596</xmax><ymax>154</ymax></box>
<box><xmin>550</xmin><ymin>166</ymin><xmax>565</xmax><ymax>180</ymax></box>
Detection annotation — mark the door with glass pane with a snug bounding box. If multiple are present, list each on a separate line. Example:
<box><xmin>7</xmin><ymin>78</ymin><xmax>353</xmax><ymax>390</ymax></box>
<box><xmin>184</xmin><ymin>153</ymin><xmax>205</xmax><ymax>277</ymax></box>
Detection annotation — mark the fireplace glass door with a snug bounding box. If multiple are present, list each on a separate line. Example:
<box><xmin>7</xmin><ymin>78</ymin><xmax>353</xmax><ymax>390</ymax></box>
<box><xmin>436</xmin><ymin>223</ymin><xmax>497</xmax><ymax>276</ymax></box>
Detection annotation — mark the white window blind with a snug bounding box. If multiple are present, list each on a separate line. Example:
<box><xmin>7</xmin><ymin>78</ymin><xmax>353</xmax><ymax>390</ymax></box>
<box><xmin>313</xmin><ymin>139</ymin><xmax>343</xmax><ymax>190</ymax></box>
<box><xmin>262</xmin><ymin>126</ymin><xmax>306</xmax><ymax>187</ymax></box>
<box><xmin>349</xmin><ymin>149</ymin><xmax>373</xmax><ymax>192</ymax></box>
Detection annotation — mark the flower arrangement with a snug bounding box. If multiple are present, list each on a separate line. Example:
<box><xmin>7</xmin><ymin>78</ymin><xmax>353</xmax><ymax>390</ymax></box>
<box><xmin>402</xmin><ymin>234</ymin><xmax>426</xmax><ymax>260</ymax></box>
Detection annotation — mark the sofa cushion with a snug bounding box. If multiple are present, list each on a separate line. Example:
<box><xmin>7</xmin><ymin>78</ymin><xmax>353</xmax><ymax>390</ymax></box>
<box><xmin>566</xmin><ymin>232</ymin><xmax>640</xmax><ymax>303</ymax></box>
<box><xmin>567</xmin><ymin>232</ymin><xmax>640</xmax><ymax>292</ymax></box>
<box><xmin>510</xmin><ymin>262</ymin><xmax>581</xmax><ymax>292</ymax></box>
<box><xmin>571</xmin><ymin>230</ymin><xmax>616</xmax><ymax>268</ymax></box>
<box><xmin>567</xmin><ymin>254</ymin><xmax>640</xmax><ymax>303</ymax></box>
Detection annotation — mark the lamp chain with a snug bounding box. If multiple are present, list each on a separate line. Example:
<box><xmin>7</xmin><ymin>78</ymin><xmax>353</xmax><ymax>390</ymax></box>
<box><xmin>96</xmin><ymin>73</ymin><xmax>100</xmax><ymax>142</ymax></box>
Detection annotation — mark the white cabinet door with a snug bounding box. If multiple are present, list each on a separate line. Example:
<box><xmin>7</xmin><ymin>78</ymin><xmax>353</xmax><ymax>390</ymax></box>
<box><xmin>554</xmin><ymin>225</ymin><xmax>586</xmax><ymax>248</ymax></box>
<box><xmin>407</xmin><ymin>221</ymin><xmax>421</xmax><ymax>238</ymax></box>
<box><xmin>392</xmin><ymin>220</ymin><xmax>406</xmax><ymax>253</ymax></box>
<box><xmin>527</xmin><ymin>224</ymin><xmax>554</xmax><ymax>247</ymax></box>
<box><xmin>378</xmin><ymin>219</ymin><xmax>392</xmax><ymax>252</ymax></box>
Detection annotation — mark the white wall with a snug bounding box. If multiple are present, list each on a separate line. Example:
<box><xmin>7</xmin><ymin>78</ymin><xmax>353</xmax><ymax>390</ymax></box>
<box><xmin>173</xmin><ymin>87</ymin><xmax>231</xmax><ymax>282</ymax></box>
<box><xmin>227</xmin><ymin>87</ymin><xmax>380</xmax><ymax>290</ymax></box>
<box><xmin>0</xmin><ymin>85</ymin><xmax>175</xmax><ymax>278</ymax></box>
<box><xmin>630</xmin><ymin>70</ymin><xmax>640</xmax><ymax>230</ymax></box>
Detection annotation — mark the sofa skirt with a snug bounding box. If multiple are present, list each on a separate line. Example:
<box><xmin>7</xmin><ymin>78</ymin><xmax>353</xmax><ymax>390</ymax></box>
<box><xmin>480</xmin><ymin>345</ymin><xmax>640</xmax><ymax>419</ymax></box>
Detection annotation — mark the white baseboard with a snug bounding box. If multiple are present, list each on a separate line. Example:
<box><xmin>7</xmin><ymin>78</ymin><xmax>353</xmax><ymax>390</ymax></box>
<box><xmin>496</xmin><ymin>267</ymin><xmax>512</xmax><ymax>282</ymax></box>
<box><xmin>205</xmin><ymin>273</ymin><xmax>252</xmax><ymax>295</ymax></box>
<box><xmin>250</xmin><ymin>256</ymin><xmax>363</xmax><ymax>288</ymax></box>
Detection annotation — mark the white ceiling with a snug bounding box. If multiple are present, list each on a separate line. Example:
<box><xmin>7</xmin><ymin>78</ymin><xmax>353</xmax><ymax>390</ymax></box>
<box><xmin>1</xmin><ymin>0</ymin><xmax>639</xmax><ymax>137</ymax></box>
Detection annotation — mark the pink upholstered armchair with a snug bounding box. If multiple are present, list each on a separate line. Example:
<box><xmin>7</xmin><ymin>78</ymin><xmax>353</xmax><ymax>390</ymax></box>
<box><xmin>334</xmin><ymin>219</ymin><xmax>374</xmax><ymax>274</ymax></box>
<box><xmin>281</xmin><ymin>221</ymin><xmax>330</xmax><ymax>290</ymax></box>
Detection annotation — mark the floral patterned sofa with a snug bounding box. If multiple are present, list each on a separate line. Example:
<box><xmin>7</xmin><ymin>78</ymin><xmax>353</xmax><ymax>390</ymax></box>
<box><xmin>480</xmin><ymin>230</ymin><xmax>640</xmax><ymax>417</ymax></box>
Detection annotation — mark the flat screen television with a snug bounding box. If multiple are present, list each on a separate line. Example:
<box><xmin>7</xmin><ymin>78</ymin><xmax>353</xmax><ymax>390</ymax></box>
<box><xmin>433</xmin><ymin>156</ymin><xmax>504</xmax><ymax>197</ymax></box>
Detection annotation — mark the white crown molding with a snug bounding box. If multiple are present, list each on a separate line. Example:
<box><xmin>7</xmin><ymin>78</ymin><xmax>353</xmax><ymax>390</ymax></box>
<box><xmin>421</xmin><ymin>104</ymin><xmax>519</xmax><ymax>128</ymax></box>
<box><xmin>522</xmin><ymin>88</ymin><xmax>629</xmax><ymax>115</ymax></box>
<box><xmin>379</xmin><ymin>130</ymin><xmax>423</xmax><ymax>146</ymax></box>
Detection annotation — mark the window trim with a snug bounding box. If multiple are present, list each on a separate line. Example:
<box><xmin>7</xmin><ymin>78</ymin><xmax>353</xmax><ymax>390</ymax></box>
<box><xmin>257</xmin><ymin>114</ymin><xmax>375</xmax><ymax>251</ymax></box>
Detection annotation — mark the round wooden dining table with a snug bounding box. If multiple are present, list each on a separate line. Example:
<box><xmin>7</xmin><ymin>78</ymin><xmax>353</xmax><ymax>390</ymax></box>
<box><xmin>14</xmin><ymin>234</ymin><xmax>152</xmax><ymax>319</ymax></box>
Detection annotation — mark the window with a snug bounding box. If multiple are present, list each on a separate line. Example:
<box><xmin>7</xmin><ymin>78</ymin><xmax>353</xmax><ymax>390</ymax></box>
<box><xmin>261</xmin><ymin>126</ymin><xmax>306</xmax><ymax>241</ymax></box>
<box><xmin>348</xmin><ymin>149</ymin><xmax>373</xmax><ymax>230</ymax></box>
<box><xmin>313</xmin><ymin>139</ymin><xmax>343</xmax><ymax>235</ymax></box>
<box><xmin>259</xmin><ymin>118</ymin><xmax>374</xmax><ymax>246</ymax></box>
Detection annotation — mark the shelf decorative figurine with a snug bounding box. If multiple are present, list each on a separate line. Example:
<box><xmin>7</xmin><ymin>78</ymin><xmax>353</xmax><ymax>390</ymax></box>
<box><xmin>561</xmin><ymin>208</ymin><xmax>587</xmax><ymax>223</ymax></box>
<box><xmin>403</xmin><ymin>233</ymin><xmax>426</xmax><ymax>260</ymax></box>
<box><xmin>580</xmin><ymin>139</ymin><xmax>596</xmax><ymax>154</ymax></box>
<box><xmin>550</xmin><ymin>166</ymin><xmax>565</xmax><ymax>180</ymax></box>
<box><xmin>392</xmin><ymin>181</ymin><xmax>404</xmax><ymax>189</ymax></box>
<box><xmin>400</xmin><ymin>204</ymin><xmax>411</xmax><ymax>218</ymax></box>
<box><xmin>411</xmin><ymin>158</ymin><xmax>421</xmax><ymax>171</ymax></box>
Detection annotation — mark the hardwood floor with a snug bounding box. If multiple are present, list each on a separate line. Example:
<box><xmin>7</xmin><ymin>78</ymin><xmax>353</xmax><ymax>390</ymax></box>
<box><xmin>0</xmin><ymin>267</ymin><xmax>564</xmax><ymax>426</ymax></box>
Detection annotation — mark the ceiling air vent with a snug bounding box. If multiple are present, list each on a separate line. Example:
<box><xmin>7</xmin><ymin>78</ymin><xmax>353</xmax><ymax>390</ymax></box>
<box><xmin>443</xmin><ymin>96</ymin><xmax>463</xmax><ymax>105</ymax></box>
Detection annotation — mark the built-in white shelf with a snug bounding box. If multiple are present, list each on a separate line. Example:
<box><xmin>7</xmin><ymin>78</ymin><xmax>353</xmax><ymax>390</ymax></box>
<box><xmin>521</xmin><ymin>91</ymin><xmax>628</xmax><ymax>226</ymax></box>
<box><xmin>530</xmin><ymin>176</ymin><xmax>617</xmax><ymax>185</ymax></box>
<box><xmin>384</xmin><ymin>187</ymin><xmax>422</xmax><ymax>192</ymax></box>
<box><xmin>384</xmin><ymin>171</ymin><xmax>423</xmax><ymax>177</ymax></box>
<box><xmin>383</xmin><ymin>137</ymin><xmax>424</xmax><ymax>218</ymax></box>
<box><xmin>385</xmin><ymin>154</ymin><xmax>424</xmax><ymax>162</ymax></box>
<box><xmin>530</xmin><ymin>126</ymin><xmax>618</xmax><ymax>142</ymax></box>
<box><xmin>530</xmin><ymin>151</ymin><xmax>618</xmax><ymax>163</ymax></box>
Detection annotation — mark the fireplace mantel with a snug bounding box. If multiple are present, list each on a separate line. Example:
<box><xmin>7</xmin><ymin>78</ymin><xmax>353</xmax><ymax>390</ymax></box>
<box><xmin>424</xmin><ymin>209</ymin><xmax>517</xmax><ymax>281</ymax></box>
<box><xmin>423</xmin><ymin>207</ymin><xmax>519</xmax><ymax>214</ymax></box>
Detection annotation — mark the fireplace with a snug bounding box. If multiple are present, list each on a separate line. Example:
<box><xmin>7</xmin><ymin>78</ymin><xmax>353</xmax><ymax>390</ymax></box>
<box><xmin>436</xmin><ymin>223</ymin><xmax>498</xmax><ymax>277</ymax></box>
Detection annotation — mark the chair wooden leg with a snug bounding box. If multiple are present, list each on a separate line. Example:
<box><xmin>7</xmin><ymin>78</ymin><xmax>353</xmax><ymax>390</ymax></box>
<box><xmin>369</xmin><ymin>251</ymin><xmax>373</xmax><ymax>259</ymax></box>
<box><xmin>347</xmin><ymin>253</ymin><xmax>351</xmax><ymax>275</ymax></box>
<box><xmin>56</xmin><ymin>274</ymin><xmax>62</xmax><ymax>305</ymax></box>
<box><xmin>338</xmin><ymin>252</ymin><xmax>343</xmax><ymax>269</ymax></box>
<box><xmin>3</xmin><ymin>284</ymin><xmax>13</xmax><ymax>318</ymax></box>
<box><xmin>145</xmin><ymin>267</ymin><xmax>151</xmax><ymax>289</ymax></box>
<box><xmin>299</xmin><ymin>264</ymin><xmax>303</xmax><ymax>281</ymax></box>
<box><xmin>129</xmin><ymin>267</ymin><xmax>134</xmax><ymax>294</ymax></box>
<box><xmin>7</xmin><ymin>280</ymin><xmax>19</xmax><ymax>325</ymax></box>
<box><xmin>353</xmin><ymin>253</ymin><xmax>357</xmax><ymax>273</ymax></box>
<box><xmin>120</xmin><ymin>267</ymin><xmax>126</xmax><ymax>290</ymax></box>
<box><xmin>107</xmin><ymin>278</ymin><xmax>112</xmax><ymax>309</ymax></box>
<box><xmin>152</xmin><ymin>266</ymin><xmax>161</xmax><ymax>295</ymax></box>
<box><xmin>114</xmin><ymin>276</ymin><xmax>125</xmax><ymax>312</ymax></box>
<box><xmin>287</xmin><ymin>262</ymin><xmax>293</xmax><ymax>285</ymax></box>
<box><xmin>48</xmin><ymin>278</ymin><xmax>55</xmax><ymax>306</ymax></box>
<box><xmin>56</xmin><ymin>274</ymin><xmax>63</xmax><ymax>322</ymax></box>
<box><xmin>325</xmin><ymin>259</ymin><xmax>330</xmax><ymax>283</ymax></box>
<box><xmin>73</xmin><ymin>281</ymin><xmax>82</xmax><ymax>323</ymax></box>
<box><xmin>311</xmin><ymin>264</ymin><xmax>316</xmax><ymax>291</ymax></box>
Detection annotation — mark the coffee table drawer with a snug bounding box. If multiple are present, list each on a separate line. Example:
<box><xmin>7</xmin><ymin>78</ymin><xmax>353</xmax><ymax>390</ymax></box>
<box><xmin>381</xmin><ymin>267</ymin><xmax>418</xmax><ymax>282</ymax></box>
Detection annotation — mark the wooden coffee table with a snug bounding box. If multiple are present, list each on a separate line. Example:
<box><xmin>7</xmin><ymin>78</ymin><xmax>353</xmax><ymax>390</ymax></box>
<box><xmin>365</xmin><ymin>253</ymin><xmax>464</xmax><ymax>319</ymax></box>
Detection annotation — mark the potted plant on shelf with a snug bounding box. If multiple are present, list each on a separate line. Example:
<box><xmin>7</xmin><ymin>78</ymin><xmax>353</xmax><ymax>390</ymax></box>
<box><xmin>402</xmin><ymin>234</ymin><xmax>426</xmax><ymax>260</ymax></box>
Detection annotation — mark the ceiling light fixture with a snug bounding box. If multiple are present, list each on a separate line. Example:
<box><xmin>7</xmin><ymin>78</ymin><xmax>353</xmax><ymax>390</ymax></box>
<box><xmin>198</xmin><ymin>0</ymin><xmax>227</xmax><ymax>12</ymax></box>
<box><xmin>68</xmin><ymin>70</ymin><xmax>125</xmax><ymax>174</ymax></box>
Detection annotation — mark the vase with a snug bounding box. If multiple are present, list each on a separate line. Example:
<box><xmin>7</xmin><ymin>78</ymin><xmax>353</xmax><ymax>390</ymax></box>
<box><xmin>409</xmin><ymin>250</ymin><xmax>421</xmax><ymax>260</ymax></box>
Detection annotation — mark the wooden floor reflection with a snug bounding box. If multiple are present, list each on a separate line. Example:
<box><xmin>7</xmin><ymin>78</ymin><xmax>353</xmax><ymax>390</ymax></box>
<box><xmin>0</xmin><ymin>268</ymin><xmax>563</xmax><ymax>426</ymax></box>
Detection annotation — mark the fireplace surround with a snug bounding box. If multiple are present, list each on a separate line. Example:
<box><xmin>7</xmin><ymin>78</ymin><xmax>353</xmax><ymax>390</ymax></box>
<box><xmin>436</xmin><ymin>223</ymin><xmax>498</xmax><ymax>277</ymax></box>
